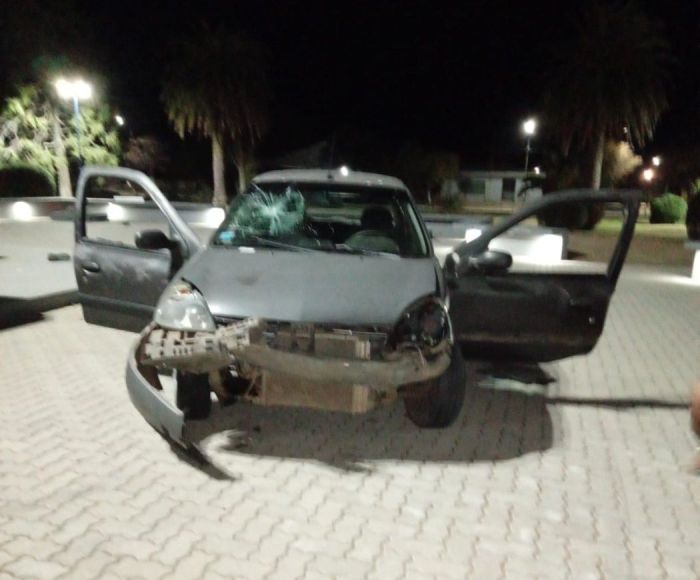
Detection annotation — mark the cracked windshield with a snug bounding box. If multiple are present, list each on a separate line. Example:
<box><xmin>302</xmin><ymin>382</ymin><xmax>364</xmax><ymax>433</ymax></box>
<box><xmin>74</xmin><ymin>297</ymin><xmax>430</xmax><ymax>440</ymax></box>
<box><xmin>214</xmin><ymin>183</ymin><xmax>429</xmax><ymax>256</ymax></box>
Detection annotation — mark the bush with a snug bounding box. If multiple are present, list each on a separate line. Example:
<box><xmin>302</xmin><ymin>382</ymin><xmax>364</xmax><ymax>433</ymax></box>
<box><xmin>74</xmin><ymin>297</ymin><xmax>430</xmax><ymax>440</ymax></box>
<box><xmin>0</xmin><ymin>163</ymin><xmax>55</xmax><ymax>197</ymax></box>
<box><xmin>650</xmin><ymin>193</ymin><xmax>687</xmax><ymax>224</ymax></box>
<box><xmin>537</xmin><ymin>200</ymin><xmax>604</xmax><ymax>231</ymax></box>
<box><xmin>687</xmin><ymin>193</ymin><xmax>700</xmax><ymax>240</ymax></box>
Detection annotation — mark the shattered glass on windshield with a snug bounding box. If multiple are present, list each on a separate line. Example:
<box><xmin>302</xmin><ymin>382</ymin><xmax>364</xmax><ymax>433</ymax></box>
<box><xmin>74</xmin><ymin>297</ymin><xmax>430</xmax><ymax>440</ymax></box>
<box><xmin>217</xmin><ymin>185</ymin><xmax>305</xmax><ymax>243</ymax></box>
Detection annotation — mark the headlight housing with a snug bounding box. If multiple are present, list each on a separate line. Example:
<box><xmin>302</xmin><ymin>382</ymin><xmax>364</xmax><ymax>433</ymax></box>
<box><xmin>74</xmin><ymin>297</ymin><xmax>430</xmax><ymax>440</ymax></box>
<box><xmin>393</xmin><ymin>296</ymin><xmax>451</xmax><ymax>349</ymax></box>
<box><xmin>153</xmin><ymin>281</ymin><xmax>216</xmax><ymax>332</ymax></box>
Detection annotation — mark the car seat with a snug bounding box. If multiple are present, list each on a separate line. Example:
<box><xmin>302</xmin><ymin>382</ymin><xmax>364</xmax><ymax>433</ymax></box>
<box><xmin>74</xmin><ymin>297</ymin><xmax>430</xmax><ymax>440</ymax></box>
<box><xmin>344</xmin><ymin>205</ymin><xmax>400</xmax><ymax>254</ymax></box>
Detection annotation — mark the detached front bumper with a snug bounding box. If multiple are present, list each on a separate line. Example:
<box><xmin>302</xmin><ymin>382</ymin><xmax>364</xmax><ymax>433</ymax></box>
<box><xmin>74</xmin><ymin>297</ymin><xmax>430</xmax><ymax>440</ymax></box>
<box><xmin>125</xmin><ymin>319</ymin><xmax>451</xmax><ymax>445</ymax></box>
<box><xmin>126</xmin><ymin>339</ymin><xmax>187</xmax><ymax>446</ymax></box>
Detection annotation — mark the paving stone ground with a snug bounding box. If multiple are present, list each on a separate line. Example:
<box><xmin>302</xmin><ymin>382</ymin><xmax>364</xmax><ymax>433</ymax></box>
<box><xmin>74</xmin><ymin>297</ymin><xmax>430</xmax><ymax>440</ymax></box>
<box><xmin>1</xmin><ymin>265</ymin><xmax>699</xmax><ymax>579</ymax></box>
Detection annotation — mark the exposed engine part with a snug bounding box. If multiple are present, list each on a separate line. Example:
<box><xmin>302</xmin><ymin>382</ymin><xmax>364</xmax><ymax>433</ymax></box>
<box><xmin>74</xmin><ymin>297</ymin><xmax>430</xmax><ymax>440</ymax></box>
<box><xmin>253</xmin><ymin>370</ymin><xmax>394</xmax><ymax>414</ymax></box>
<box><xmin>314</xmin><ymin>331</ymin><xmax>371</xmax><ymax>360</ymax></box>
<box><xmin>264</xmin><ymin>322</ymin><xmax>386</xmax><ymax>359</ymax></box>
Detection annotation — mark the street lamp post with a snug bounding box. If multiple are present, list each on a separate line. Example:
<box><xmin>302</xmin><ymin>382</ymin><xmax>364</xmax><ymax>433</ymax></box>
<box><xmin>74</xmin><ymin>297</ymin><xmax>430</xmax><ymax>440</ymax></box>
<box><xmin>641</xmin><ymin>167</ymin><xmax>655</xmax><ymax>217</ymax></box>
<box><xmin>54</xmin><ymin>78</ymin><xmax>93</xmax><ymax>165</ymax></box>
<box><xmin>523</xmin><ymin>118</ymin><xmax>537</xmax><ymax>174</ymax></box>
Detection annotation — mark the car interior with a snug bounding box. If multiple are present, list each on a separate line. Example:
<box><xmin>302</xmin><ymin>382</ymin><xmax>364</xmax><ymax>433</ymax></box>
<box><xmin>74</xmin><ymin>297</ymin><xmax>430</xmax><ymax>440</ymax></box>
<box><xmin>319</xmin><ymin>205</ymin><xmax>401</xmax><ymax>254</ymax></box>
<box><xmin>216</xmin><ymin>185</ymin><xmax>429</xmax><ymax>257</ymax></box>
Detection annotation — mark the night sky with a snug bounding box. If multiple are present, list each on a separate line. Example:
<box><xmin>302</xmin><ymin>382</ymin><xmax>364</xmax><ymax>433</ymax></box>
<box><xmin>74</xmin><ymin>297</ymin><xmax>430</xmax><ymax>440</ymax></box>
<box><xmin>2</xmin><ymin>0</ymin><xmax>699</xmax><ymax>170</ymax></box>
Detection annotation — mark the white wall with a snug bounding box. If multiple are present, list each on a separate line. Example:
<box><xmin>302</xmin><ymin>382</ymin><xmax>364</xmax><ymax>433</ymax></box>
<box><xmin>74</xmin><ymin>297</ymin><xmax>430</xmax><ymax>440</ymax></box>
<box><xmin>443</xmin><ymin>173</ymin><xmax>545</xmax><ymax>203</ymax></box>
<box><xmin>484</xmin><ymin>178</ymin><xmax>502</xmax><ymax>202</ymax></box>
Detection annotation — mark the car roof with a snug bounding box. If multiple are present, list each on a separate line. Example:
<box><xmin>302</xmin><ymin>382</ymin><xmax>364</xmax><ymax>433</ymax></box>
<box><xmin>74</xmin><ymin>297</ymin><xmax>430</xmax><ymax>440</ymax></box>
<box><xmin>252</xmin><ymin>168</ymin><xmax>407</xmax><ymax>190</ymax></box>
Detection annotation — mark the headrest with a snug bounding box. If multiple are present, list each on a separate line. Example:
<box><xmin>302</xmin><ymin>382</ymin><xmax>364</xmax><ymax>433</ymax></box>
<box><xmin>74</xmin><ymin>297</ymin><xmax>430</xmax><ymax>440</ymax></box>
<box><xmin>361</xmin><ymin>205</ymin><xmax>394</xmax><ymax>230</ymax></box>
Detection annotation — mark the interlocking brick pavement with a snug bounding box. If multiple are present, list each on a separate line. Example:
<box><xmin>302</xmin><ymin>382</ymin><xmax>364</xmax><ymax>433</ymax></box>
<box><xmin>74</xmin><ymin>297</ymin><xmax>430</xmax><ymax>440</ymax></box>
<box><xmin>1</xmin><ymin>265</ymin><xmax>699</xmax><ymax>579</ymax></box>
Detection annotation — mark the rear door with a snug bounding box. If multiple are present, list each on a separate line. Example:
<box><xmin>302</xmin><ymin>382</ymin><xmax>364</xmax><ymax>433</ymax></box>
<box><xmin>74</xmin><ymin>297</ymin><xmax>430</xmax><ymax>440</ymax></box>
<box><xmin>445</xmin><ymin>190</ymin><xmax>639</xmax><ymax>362</ymax></box>
<box><xmin>73</xmin><ymin>167</ymin><xmax>202</xmax><ymax>331</ymax></box>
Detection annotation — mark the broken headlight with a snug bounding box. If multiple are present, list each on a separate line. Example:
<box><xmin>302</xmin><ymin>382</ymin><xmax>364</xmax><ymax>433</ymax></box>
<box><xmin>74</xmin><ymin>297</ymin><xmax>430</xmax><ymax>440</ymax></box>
<box><xmin>393</xmin><ymin>296</ymin><xmax>451</xmax><ymax>348</ymax></box>
<box><xmin>153</xmin><ymin>281</ymin><xmax>216</xmax><ymax>332</ymax></box>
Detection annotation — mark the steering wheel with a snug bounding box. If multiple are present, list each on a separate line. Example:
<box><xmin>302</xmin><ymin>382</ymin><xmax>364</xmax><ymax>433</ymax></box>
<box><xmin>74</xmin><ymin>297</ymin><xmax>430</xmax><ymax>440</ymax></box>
<box><xmin>300</xmin><ymin>217</ymin><xmax>320</xmax><ymax>238</ymax></box>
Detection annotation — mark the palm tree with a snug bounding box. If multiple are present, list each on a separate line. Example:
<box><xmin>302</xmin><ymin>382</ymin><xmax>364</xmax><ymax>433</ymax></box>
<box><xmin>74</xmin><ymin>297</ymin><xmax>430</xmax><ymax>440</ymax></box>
<box><xmin>544</xmin><ymin>1</ymin><xmax>668</xmax><ymax>190</ymax></box>
<box><xmin>162</xmin><ymin>26</ymin><xmax>269</xmax><ymax>207</ymax></box>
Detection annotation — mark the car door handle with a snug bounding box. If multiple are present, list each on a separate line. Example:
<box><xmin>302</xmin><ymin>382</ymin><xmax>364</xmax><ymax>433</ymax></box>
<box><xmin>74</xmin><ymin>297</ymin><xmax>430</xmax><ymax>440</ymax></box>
<box><xmin>82</xmin><ymin>261</ymin><xmax>101</xmax><ymax>273</ymax></box>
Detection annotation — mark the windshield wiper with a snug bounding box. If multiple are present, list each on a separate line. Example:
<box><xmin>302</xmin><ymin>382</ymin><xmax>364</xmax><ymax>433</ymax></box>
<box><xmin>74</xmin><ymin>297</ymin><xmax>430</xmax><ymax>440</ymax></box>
<box><xmin>332</xmin><ymin>244</ymin><xmax>398</xmax><ymax>258</ymax></box>
<box><xmin>241</xmin><ymin>236</ymin><xmax>314</xmax><ymax>252</ymax></box>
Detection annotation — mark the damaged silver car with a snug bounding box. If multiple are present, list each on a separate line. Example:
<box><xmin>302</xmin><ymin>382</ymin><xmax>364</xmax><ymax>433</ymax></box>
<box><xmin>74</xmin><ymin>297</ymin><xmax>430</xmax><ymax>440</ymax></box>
<box><xmin>73</xmin><ymin>166</ymin><xmax>639</xmax><ymax>447</ymax></box>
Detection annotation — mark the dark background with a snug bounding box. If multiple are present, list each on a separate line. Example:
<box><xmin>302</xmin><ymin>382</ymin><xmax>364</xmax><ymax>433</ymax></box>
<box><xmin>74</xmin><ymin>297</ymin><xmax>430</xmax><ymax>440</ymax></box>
<box><xmin>1</xmin><ymin>0</ymin><xmax>699</xmax><ymax>170</ymax></box>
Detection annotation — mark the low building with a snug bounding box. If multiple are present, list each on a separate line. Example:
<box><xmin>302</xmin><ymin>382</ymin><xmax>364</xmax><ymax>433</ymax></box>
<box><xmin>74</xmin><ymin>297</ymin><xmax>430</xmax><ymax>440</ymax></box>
<box><xmin>444</xmin><ymin>170</ymin><xmax>543</xmax><ymax>204</ymax></box>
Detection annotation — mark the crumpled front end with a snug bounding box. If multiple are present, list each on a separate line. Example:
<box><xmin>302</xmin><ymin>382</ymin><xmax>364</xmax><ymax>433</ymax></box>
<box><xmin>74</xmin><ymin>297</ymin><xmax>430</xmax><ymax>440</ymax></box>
<box><xmin>126</xmin><ymin>316</ymin><xmax>451</xmax><ymax>445</ymax></box>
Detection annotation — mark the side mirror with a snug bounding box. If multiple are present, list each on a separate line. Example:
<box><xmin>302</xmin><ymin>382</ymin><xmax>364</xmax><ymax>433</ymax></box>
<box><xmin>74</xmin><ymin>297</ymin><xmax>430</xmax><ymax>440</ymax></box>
<box><xmin>464</xmin><ymin>250</ymin><xmax>513</xmax><ymax>274</ymax></box>
<box><xmin>135</xmin><ymin>229</ymin><xmax>171</xmax><ymax>250</ymax></box>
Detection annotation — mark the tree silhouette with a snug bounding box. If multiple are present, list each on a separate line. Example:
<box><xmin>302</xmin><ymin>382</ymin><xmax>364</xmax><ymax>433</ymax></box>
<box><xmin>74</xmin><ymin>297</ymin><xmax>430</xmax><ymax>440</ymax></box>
<box><xmin>544</xmin><ymin>1</ymin><xmax>668</xmax><ymax>189</ymax></box>
<box><xmin>162</xmin><ymin>26</ymin><xmax>269</xmax><ymax>207</ymax></box>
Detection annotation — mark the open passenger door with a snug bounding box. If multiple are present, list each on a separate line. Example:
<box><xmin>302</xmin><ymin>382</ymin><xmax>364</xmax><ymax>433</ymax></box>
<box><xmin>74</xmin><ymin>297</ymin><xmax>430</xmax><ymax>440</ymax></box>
<box><xmin>73</xmin><ymin>167</ymin><xmax>202</xmax><ymax>331</ymax></box>
<box><xmin>444</xmin><ymin>190</ymin><xmax>640</xmax><ymax>362</ymax></box>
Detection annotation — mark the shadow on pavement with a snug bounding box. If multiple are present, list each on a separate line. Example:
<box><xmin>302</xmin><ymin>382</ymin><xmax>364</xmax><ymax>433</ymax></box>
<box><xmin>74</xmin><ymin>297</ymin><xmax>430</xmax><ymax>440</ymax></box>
<box><xmin>169</xmin><ymin>360</ymin><xmax>691</xmax><ymax>478</ymax></box>
<box><xmin>547</xmin><ymin>396</ymin><xmax>689</xmax><ymax>409</ymax></box>
<box><xmin>0</xmin><ymin>291</ymin><xmax>77</xmax><ymax>330</ymax></box>
<box><xmin>0</xmin><ymin>298</ymin><xmax>45</xmax><ymax>330</ymax></box>
<box><xmin>165</xmin><ymin>436</ymin><xmax>239</xmax><ymax>481</ymax></box>
<box><xmin>183</xmin><ymin>375</ymin><xmax>556</xmax><ymax>473</ymax></box>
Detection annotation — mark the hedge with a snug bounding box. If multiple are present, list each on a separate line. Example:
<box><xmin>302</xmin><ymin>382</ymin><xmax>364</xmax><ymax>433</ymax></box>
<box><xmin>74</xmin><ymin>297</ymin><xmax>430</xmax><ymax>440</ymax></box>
<box><xmin>686</xmin><ymin>193</ymin><xmax>700</xmax><ymax>240</ymax></box>
<box><xmin>650</xmin><ymin>193</ymin><xmax>687</xmax><ymax>224</ymax></box>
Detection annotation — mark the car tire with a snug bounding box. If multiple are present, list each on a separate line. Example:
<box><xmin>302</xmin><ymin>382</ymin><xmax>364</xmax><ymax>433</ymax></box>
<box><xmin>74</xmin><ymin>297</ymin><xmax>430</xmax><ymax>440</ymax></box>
<box><xmin>403</xmin><ymin>342</ymin><xmax>467</xmax><ymax>428</ymax></box>
<box><xmin>176</xmin><ymin>371</ymin><xmax>212</xmax><ymax>420</ymax></box>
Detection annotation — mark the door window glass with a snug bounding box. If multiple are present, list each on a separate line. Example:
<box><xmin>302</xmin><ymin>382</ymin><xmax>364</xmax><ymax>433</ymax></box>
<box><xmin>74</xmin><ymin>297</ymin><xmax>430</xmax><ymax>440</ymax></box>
<box><xmin>482</xmin><ymin>200</ymin><xmax>625</xmax><ymax>275</ymax></box>
<box><xmin>84</xmin><ymin>176</ymin><xmax>172</xmax><ymax>248</ymax></box>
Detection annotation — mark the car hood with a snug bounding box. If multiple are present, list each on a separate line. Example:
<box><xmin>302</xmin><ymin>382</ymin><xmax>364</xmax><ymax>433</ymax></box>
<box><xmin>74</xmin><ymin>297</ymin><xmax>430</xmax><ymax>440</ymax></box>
<box><xmin>178</xmin><ymin>246</ymin><xmax>438</xmax><ymax>326</ymax></box>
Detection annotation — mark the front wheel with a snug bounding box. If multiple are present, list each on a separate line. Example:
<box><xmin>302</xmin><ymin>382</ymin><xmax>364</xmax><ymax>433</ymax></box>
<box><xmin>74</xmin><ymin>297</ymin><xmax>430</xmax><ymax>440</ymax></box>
<box><xmin>403</xmin><ymin>343</ymin><xmax>467</xmax><ymax>428</ymax></box>
<box><xmin>176</xmin><ymin>371</ymin><xmax>212</xmax><ymax>420</ymax></box>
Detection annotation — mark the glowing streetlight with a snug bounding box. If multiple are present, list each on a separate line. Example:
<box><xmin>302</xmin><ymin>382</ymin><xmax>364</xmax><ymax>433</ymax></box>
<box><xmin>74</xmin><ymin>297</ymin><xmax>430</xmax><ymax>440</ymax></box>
<box><xmin>522</xmin><ymin>118</ymin><xmax>537</xmax><ymax>174</ymax></box>
<box><xmin>55</xmin><ymin>78</ymin><xmax>92</xmax><ymax>101</ymax></box>
<box><xmin>339</xmin><ymin>165</ymin><xmax>350</xmax><ymax>177</ymax></box>
<box><xmin>534</xmin><ymin>166</ymin><xmax>541</xmax><ymax>175</ymax></box>
<box><xmin>114</xmin><ymin>114</ymin><xmax>125</xmax><ymax>126</ymax></box>
<box><xmin>523</xmin><ymin>118</ymin><xmax>537</xmax><ymax>136</ymax></box>
<box><xmin>54</xmin><ymin>78</ymin><xmax>93</xmax><ymax>164</ymax></box>
<box><xmin>652</xmin><ymin>156</ymin><xmax>661</xmax><ymax>167</ymax></box>
<box><xmin>642</xmin><ymin>168</ymin><xmax>655</xmax><ymax>182</ymax></box>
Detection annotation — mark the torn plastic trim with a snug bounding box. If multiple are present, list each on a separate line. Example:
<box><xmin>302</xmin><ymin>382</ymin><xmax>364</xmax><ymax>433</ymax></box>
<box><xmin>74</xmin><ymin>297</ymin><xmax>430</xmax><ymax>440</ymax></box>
<box><xmin>141</xmin><ymin>318</ymin><xmax>261</xmax><ymax>375</ymax></box>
